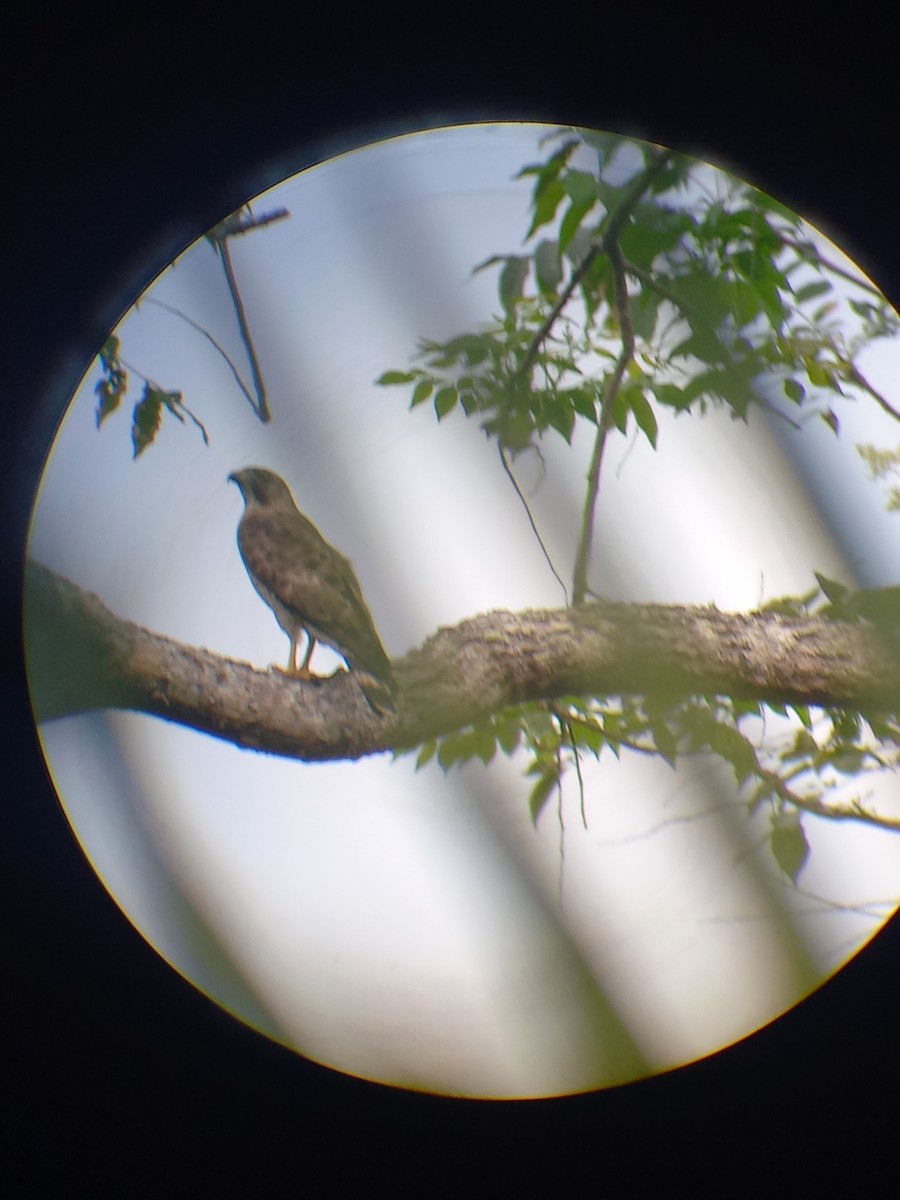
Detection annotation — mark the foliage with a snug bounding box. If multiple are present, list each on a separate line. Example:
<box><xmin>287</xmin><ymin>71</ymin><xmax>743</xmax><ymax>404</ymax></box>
<box><xmin>379</xmin><ymin>128</ymin><xmax>900</xmax><ymax>880</ymax></box>
<box><xmin>413</xmin><ymin>583</ymin><xmax>900</xmax><ymax>880</ymax></box>
<box><xmin>378</xmin><ymin>131</ymin><xmax>897</xmax><ymax>456</ymax></box>
<box><xmin>95</xmin><ymin>335</ymin><xmax>208</xmax><ymax>459</ymax></box>
<box><xmin>858</xmin><ymin>441</ymin><xmax>900</xmax><ymax>511</ymax></box>
<box><xmin>92</xmin><ymin>205</ymin><xmax>288</xmax><ymax>453</ymax></box>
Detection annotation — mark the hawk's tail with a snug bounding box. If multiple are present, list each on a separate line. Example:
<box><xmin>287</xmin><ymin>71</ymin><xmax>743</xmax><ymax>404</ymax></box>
<box><xmin>356</xmin><ymin>671</ymin><xmax>396</xmax><ymax>717</ymax></box>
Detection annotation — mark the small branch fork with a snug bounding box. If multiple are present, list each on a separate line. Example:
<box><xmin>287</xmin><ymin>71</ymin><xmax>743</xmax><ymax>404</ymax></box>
<box><xmin>206</xmin><ymin>206</ymin><xmax>291</xmax><ymax>423</ymax></box>
<box><xmin>508</xmin><ymin>148</ymin><xmax>674</xmax><ymax>605</ymax></box>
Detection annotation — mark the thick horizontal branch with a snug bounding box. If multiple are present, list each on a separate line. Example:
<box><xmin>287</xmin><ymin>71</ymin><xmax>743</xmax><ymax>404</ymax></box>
<box><xmin>24</xmin><ymin>561</ymin><xmax>900</xmax><ymax>763</ymax></box>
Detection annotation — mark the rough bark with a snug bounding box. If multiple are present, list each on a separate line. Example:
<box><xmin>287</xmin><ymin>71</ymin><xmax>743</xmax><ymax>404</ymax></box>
<box><xmin>24</xmin><ymin>560</ymin><xmax>900</xmax><ymax>763</ymax></box>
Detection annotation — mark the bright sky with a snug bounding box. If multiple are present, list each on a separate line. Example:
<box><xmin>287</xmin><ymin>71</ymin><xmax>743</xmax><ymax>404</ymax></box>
<box><xmin>26</xmin><ymin>123</ymin><xmax>900</xmax><ymax>1098</ymax></box>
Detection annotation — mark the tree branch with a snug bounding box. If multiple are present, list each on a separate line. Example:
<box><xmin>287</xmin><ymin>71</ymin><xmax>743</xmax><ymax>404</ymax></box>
<box><xmin>143</xmin><ymin>296</ymin><xmax>258</xmax><ymax>413</ymax></box>
<box><xmin>515</xmin><ymin>148</ymin><xmax>674</xmax><ymax>384</ymax></box>
<box><xmin>25</xmin><ymin>561</ymin><xmax>900</xmax><ymax>764</ymax></box>
<box><xmin>572</xmin><ymin>239</ymin><xmax>634</xmax><ymax>603</ymax></box>
<box><xmin>216</xmin><ymin>236</ymin><xmax>271</xmax><ymax>422</ymax></box>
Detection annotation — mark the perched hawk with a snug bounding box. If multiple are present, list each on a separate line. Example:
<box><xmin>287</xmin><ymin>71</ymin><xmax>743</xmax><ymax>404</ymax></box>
<box><xmin>228</xmin><ymin>467</ymin><xmax>395</xmax><ymax>713</ymax></box>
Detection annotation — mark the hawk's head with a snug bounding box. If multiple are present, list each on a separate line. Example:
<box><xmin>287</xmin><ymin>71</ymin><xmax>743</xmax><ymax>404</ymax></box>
<box><xmin>228</xmin><ymin>467</ymin><xmax>295</xmax><ymax>509</ymax></box>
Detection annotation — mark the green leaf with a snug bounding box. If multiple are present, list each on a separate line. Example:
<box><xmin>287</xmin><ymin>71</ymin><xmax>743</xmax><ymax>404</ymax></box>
<box><xmin>820</xmin><ymin>409</ymin><xmax>839</xmax><ymax>435</ymax></box>
<box><xmin>753</xmin><ymin>190</ymin><xmax>802</xmax><ymax>224</ymax></box>
<box><xmin>562</xmin><ymin>169</ymin><xmax>597</xmax><ymax>206</ymax></box>
<box><xmin>707</xmin><ymin>721</ymin><xmax>758</xmax><ymax>785</ymax></box>
<box><xmin>681</xmin><ymin>366</ymin><xmax>754</xmax><ymax>417</ymax></box>
<box><xmin>99</xmin><ymin>334</ymin><xmax>120</xmax><ymax>368</ymax></box>
<box><xmin>651</xmin><ymin>721</ymin><xmax>677</xmax><ymax>766</ymax></box>
<box><xmin>805</xmin><ymin>360</ymin><xmax>833</xmax><ymax>388</ymax></box>
<box><xmin>569</xmin><ymin>386</ymin><xmax>599</xmax><ymax>423</ymax></box>
<box><xmin>528</xmin><ymin>770</ymin><xmax>559</xmax><ymax>827</ymax></box>
<box><xmin>525</xmin><ymin>177</ymin><xmax>566</xmax><ymax>240</ymax></box>
<box><xmin>515</xmin><ymin>138</ymin><xmax>579</xmax><ymax>182</ymax></box>
<box><xmin>471</xmin><ymin>253</ymin><xmax>505</xmax><ymax>276</ymax></box>
<box><xmin>752</xmin><ymin>278</ymin><xmax>787</xmax><ymax>329</ymax></box>
<box><xmin>629</xmin><ymin>390</ymin><xmax>658</xmax><ymax>448</ymax></box>
<box><xmin>669</xmin><ymin>272</ymin><xmax>728</xmax><ymax>327</ymax></box>
<box><xmin>563</xmin><ymin>226</ymin><xmax>594</xmax><ymax>266</ymax></box>
<box><xmin>825</xmin><ymin>746</ymin><xmax>869</xmax><ymax>775</ymax></box>
<box><xmin>131</xmin><ymin>385</ymin><xmax>163</xmax><ymax>458</ymax></box>
<box><xmin>558</xmin><ymin>198</ymin><xmax>596</xmax><ymax>256</ymax></box>
<box><xmin>651</xmin><ymin>382</ymin><xmax>692</xmax><ymax>412</ymax></box>
<box><xmin>94</xmin><ymin>336</ymin><xmax>128</xmax><ymax>428</ymax></box>
<box><xmin>783</xmin><ymin>377</ymin><xmax>806</xmax><ymax>404</ymax></box>
<box><xmin>814</xmin><ymin>572</ymin><xmax>850</xmax><ymax>606</ymax></box>
<box><xmin>747</xmin><ymin>780</ymin><xmax>773</xmax><ymax>817</ymax></box>
<box><xmin>441</xmin><ymin>333</ymin><xmax>492</xmax><ymax>366</ymax></box>
<box><xmin>629</xmin><ymin>288</ymin><xmax>661</xmax><ymax>342</ymax></box>
<box><xmin>546</xmin><ymin>397</ymin><xmax>576</xmax><ymax>442</ymax></box>
<box><xmin>726</xmin><ymin>279</ymin><xmax>764</xmax><ymax>328</ymax></box>
<box><xmin>437</xmin><ymin>731</ymin><xmax>482</xmax><ymax>771</ymax></box>
<box><xmin>846</xmin><ymin>586</ymin><xmax>900</xmax><ymax>626</ymax></box>
<box><xmin>784</xmin><ymin>729</ymin><xmax>818</xmax><ymax>761</ymax></box>
<box><xmin>619</xmin><ymin>206</ymin><xmax>692</xmax><ymax>269</ymax></box>
<box><xmin>794</xmin><ymin>280</ymin><xmax>831</xmax><ymax>304</ymax></box>
<box><xmin>611</xmin><ymin>387</ymin><xmax>630</xmax><ymax>434</ymax></box>
<box><xmin>415</xmin><ymin>741</ymin><xmax>437</xmax><ymax>770</ymax></box>
<box><xmin>411</xmin><ymin>379</ymin><xmax>434</xmax><ymax>407</ymax></box>
<box><xmin>534</xmin><ymin>239</ymin><xmax>563</xmax><ymax>294</ymax></box>
<box><xmin>376</xmin><ymin>369</ymin><xmax>416</xmax><ymax>386</ymax></box>
<box><xmin>434</xmin><ymin>386</ymin><xmax>458</xmax><ymax>420</ymax></box>
<box><xmin>791</xmin><ymin>705</ymin><xmax>813</xmax><ymax>730</ymax></box>
<box><xmin>769</xmin><ymin>810</ymin><xmax>810</xmax><ymax>883</ymax></box>
<box><xmin>580</xmin><ymin>130</ymin><xmax>627</xmax><ymax>163</ymax></box>
<box><xmin>816</xmin><ymin>304</ymin><xmax>844</xmax><ymax>328</ymax></box>
<box><xmin>829</xmin><ymin>708</ymin><xmax>862</xmax><ymax>741</ymax></box>
<box><xmin>496</xmin><ymin>718</ymin><xmax>522</xmax><ymax>756</ymax></box>
<box><xmin>499</xmin><ymin>256</ymin><xmax>530</xmax><ymax>313</ymax></box>
<box><xmin>672</xmin><ymin>329</ymin><xmax>727</xmax><ymax>364</ymax></box>
<box><xmin>474</xmin><ymin>728</ymin><xmax>497</xmax><ymax>765</ymax></box>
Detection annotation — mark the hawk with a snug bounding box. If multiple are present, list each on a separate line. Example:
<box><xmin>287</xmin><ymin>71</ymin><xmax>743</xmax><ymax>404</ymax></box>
<box><xmin>228</xmin><ymin>467</ymin><xmax>395</xmax><ymax>713</ymax></box>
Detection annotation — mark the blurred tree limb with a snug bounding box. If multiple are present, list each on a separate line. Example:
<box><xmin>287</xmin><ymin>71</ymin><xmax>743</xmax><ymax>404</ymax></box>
<box><xmin>25</xmin><ymin>560</ymin><xmax>900</xmax><ymax>761</ymax></box>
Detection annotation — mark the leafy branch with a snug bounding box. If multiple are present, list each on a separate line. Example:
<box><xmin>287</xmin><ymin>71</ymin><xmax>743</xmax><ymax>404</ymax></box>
<box><xmin>858</xmin><ymin>441</ymin><xmax>900</xmax><ymax>510</ymax></box>
<box><xmin>93</xmin><ymin>203</ymin><xmax>289</xmax><ymax>453</ymax></box>
<box><xmin>95</xmin><ymin>335</ymin><xmax>209</xmax><ymax>458</ymax></box>
<box><xmin>204</xmin><ymin>206</ymin><xmax>290</xmax><ymax>423</ymax></box>
<box><xmin>376</xmin><ymin>128</ymin><xmax>900</xmax><ymax>881</ymax></box>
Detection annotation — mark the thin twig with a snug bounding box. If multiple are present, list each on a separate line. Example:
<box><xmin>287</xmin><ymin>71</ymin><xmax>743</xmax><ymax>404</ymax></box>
<box><xmin>144</xmin><ymin>297</ymin><xmax>256</xmax><ymax>410</ymax></box>
<box><xmin>568</xmin><ymin>720</ymin><xmax>589</xmax><ymax>829</ymax></box>
<box><xmin>781</xmin><ymin>236</ymin><xmax>885</xmax><ymax>299</ymax></box>
<box><xmin>220</xmin><ymin>207</ymin><xmax>290</xmax><ymax>238</ymax></box>
<box><xmin>572</xmin><ymin>240</ymin><xmax>633</xmax><ymax>603</ymax></box>
<box><xmin>216</xmin><ymin>236</ymin><xmax>271</xmax><ymax>422</ymax></box>
<box><xmin>553</xmin><ymin>716</ymin><xmax>567</xmax><ymax>907</ymax></box>
<box><xmin>497</xmin><ymin>443</ymin><xmax>569</xmax><ymax>603</ymax></box>
<box><xmin>848</xmin><ymin>364</ymin><xmax>900</xmax><ymax>423</ymax></box>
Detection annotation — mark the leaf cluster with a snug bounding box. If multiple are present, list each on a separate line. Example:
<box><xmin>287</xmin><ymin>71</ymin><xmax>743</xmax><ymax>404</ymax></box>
<box><xmin>94</xmin><ymin>335</ymin><xmax>209</xmax><ymax>458</ymax></box>
<box><xmin>858</xmin><ymin>441</ymin><xmax>900</xmax><ymax>511</ymax></box>
<box><xmin>408</xmin><ymin>670</ymin><xmax>900</xmax><ymax>882</ymax></box>
<box><xmin>378</xmin><ymin>130</ymin><xmax>898</xmax><ymax>455</ymax></box>
<box><xmin>379</xmin><ymin>128</ymin><xmax>900</xmax><ymax>883</ymax></box>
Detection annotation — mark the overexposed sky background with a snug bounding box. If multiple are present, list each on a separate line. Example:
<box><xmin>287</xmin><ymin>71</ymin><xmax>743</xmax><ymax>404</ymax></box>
<box><xmin>26</xmin><ymin>123</ymin><xmax>900</xmax><ymax>1098</ymax></box>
